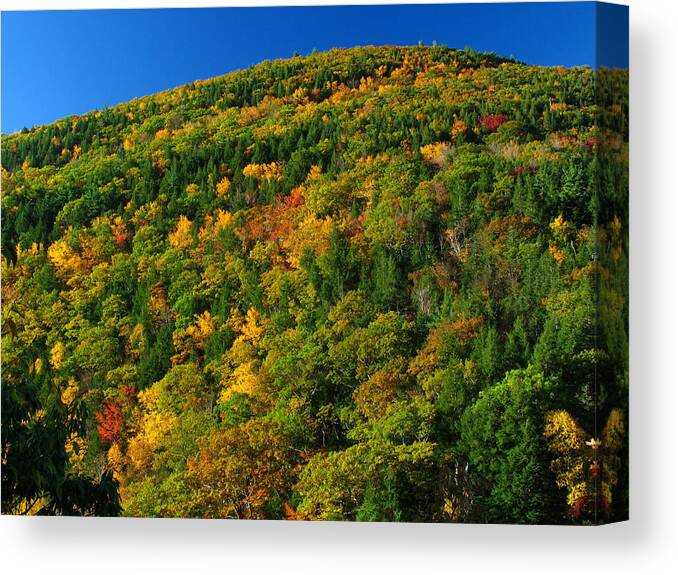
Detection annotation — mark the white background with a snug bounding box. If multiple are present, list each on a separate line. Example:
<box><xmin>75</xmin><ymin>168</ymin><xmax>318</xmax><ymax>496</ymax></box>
<box><xmin>1</xmin><ymin>0</ymin><xmax>676</xmax><ymax>573</ymax></box>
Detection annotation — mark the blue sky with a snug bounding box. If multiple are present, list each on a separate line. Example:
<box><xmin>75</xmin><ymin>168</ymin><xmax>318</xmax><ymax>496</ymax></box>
<box><xmin>1</xmin><ymin>2</ymin><xmax>628</xmax><ymax>134</ymax></box>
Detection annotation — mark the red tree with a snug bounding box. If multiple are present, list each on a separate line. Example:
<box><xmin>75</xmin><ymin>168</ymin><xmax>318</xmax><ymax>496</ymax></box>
<box><xmin>480</xmin><ymin>113</ymin><xmax>509</xmax><ymax>132</ymax></box>
<box><xmin>96</xmin><ymin>401</ymin><xmax>124</xmax><ymax>444</ymax></box>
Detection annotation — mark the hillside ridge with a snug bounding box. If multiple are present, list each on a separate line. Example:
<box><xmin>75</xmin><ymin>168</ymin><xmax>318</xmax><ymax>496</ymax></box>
<box><xmin>4</xmin><ymin>45</ymin><xmax>518</xmax><ymax>137</ymax></box>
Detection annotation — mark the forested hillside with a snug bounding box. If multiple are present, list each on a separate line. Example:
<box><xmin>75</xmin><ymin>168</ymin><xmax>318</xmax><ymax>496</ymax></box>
<box><xmin>1</xmin><ymin>45</ymin><xmax>628</xmax><ymax>523</ymax></box>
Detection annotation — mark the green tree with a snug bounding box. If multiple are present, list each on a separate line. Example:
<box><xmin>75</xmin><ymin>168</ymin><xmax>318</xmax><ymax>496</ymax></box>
<box><xmin>459</xmin><ymin>368</ymin><xmax>562</xmax><ymax>523</ymax></box>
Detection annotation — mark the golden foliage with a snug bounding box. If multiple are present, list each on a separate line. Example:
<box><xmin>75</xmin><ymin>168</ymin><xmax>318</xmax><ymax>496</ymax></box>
<box><xmin>47</xmin><ymin>238</ymin><xmax>89</xmax><ymax>279</ymax></box>
<box><xmin>219</xmin><ymin>360</ymin><xmax>260</xmax><ymax>402</ymax></box>
<box><xmin>60</xmin><ymin>378</ymin><xmax>79</xmax><ymax>406</ymax></box>
<box><xmin>107</xmin><ymin>442</ymin><xmax>126</xmax><ymax>481</ymax></box>
<box><xmin>172</xmin><ymin>311</ymin><xmax>216</xmax><ymax>364</ymax></box>
<box><xmin>186</xmin><ymin>420</ymin><xmax>294</xmax><ymax>519</ymax></box>
<box><xmin>450</xmin><ymin>118</ymin><xmax>467</xmax><ymax>140</ymax></box>
<box><xmin>545</xmin><ymin>409</ymin><xmax>626</xmax><ymax>518</ymax></box>
<box><xmin>215</xmin><ymin>175</ymin><xmax>231</xmax><ymax>197</ymax></box>
<box><xmin>215</xmin><ymin>209</ymin><xmax>234</xmax><ymax>230</ymax></box>
<box><xmin>291</xmin><ymin>87</ymin><xmax>308</xmax><ymax>105</ymax></box>
<box><xmin>420</xmin><ymin>142</ymin><xmax>451</xmax><ymax>167</ymax></box>
<box><xmin>127</xmin><ymin>323</ymin><xmax>146</xmax><ymax>359</ymax></box>
<box><xmin>548</xmin><ymin>241</ymin><xmax>565</xmax><ymax>265</ymax></box>
<box><xmin>306</xmin><ymin>164</ymin><xmax>323</xmax><ymax>181</ymax></box>
<box><xmin>545</xmin><ymin>410</ymin><xmax>587</xmax><ymax>456</ymax></box>
<box><xmin>168</xmin><ymin>215</ymin><xmax>193</xmax><ymax>249</ymax></box>
<box><xmin>282</xmin><ymin>214</ymin><xmax>333</xmax><ymax>269</ymax></box>
<box><xmin>609</xmin><ymin>215</ymin><xmax>622</xmax><ymax>240</ymax></box>
<box><xmin>544</xmin><ymin>410</ymin><xmax>588</xmax><ymax>507</ymax></box>
<box><xmin>65</xmin><ymin>432</ymin><xmax>87</xmax><ymax>470</ymax></box>
<box><xmin>240</xmin><ymin>307</ymin><xmax>263</xmax><ymax>343</ymax></box>
<box><xmin>238</xmin><ymin>104</ymin><xmax>265</xmax><ymax>126</ymax></box>
<box><xmin>451</xmin><ymin>316</ymin><xmax>483</xmax><ymax>344</ymax></box>
<box><xmin>149</xmin><ymin>285</ymin><xmax>168</xmax><ymax>316</ymax></box>
<box><xmin>549</xmin><ymin>214</ymin><xmax>571</xmax><ymax>241</ymax></box>
<box><xmin>197</xmin><ymin>209</ymin><xmax>234</xmax><ymax>244</ymax></box>
<box><xmin>50</xmin><ymin>341</ymin><xmax>65</xmax><ymax>369</ymax></box>
<box><xmin>127</xmin><ymin>386</ymin><xmax>179</xmax><ymax>472</ymax></box>
<box><xmin>243</xmin><ymin>161</ymin><xmax>285</xmax><ymax>183</ymax></box>
<box><xmin>408</xmin><ymin>317</ymin><xmax>481</xmax><ymax>380</ymax></box>
<box><xmin>353</xmin><ymin>367</ymin><xmax>401</xmax><ymax>420</ymax></box>
<box><xmin>155</xmin><ymin>128</ymin><xmax>172</xmax><ymax>141</ymax></box>
<box><xmin>193</xmin><ymin>310</ymin><xmax>216</xmax><ymax>340</ymax></box>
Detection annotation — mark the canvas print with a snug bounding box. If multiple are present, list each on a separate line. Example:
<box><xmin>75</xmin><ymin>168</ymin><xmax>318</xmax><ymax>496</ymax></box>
<box><xmin>0</xmin><ymin>2</ymin><xmax>628</xmax><ymax>524</ymax></box>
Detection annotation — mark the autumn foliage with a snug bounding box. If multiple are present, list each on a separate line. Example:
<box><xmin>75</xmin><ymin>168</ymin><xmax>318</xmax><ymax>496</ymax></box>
<box><xmin>2</xmin><ymin>45</ymin><xmax>627</xmax><ymax>523</ymax></box>
<box><xmin>479</xmin><ymin>113</ymin><xmax>509</xmax><ymax>132</ymax></box>
<box><xmin>96</xmin><ymin>402</ymin><xmax>124</xmax><ymax>444</ymax></box>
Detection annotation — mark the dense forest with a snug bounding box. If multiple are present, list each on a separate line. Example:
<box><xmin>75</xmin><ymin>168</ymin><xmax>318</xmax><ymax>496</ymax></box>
<box><xmin>1</xmin><ymin>45</ymin><xmax>628</xmax><ymax>523</ymax></box>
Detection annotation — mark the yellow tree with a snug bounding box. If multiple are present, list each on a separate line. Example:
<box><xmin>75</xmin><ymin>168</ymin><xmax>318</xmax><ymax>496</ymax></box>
<box><xmin>186</xmin><ymin>420</ymin><xmax>295</xmax><ymax>519</ymax></box>
<box><xmin>420</xmin><ymin>142</ymin><xmax>450</xmax><ymax>167</ymax></box>
<box><xmin>243</xmin><ymin>161</ymin><xmax>285</xmax><ymax>183</ymax></box>
<box><xmin>215</xmin><ymin>176</ymin><xmax>231</xmax><ymax>197</ymax></box>
<box><xmin>544</xmin><ymin>408</ymin><xmax>625</xmax><ymax>520</ymax></box>
<box><xmin>168</xmin><ymin>215</ymin><xmax>193</xmax><ymax>249</ymax></box>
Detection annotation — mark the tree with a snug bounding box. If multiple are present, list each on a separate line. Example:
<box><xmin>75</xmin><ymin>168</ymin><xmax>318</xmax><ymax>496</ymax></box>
<box><xmin>185</xmin><ymin>420</ymin><xmax>296</xmax><ymax>519</ymax></box>
<box><xmin>2</xmin><ymin>354</ymin><xmax>121</xmax><ymax>516</ymax></box>
<box><xmin>168</xmin><ymin>215</ymin><xmax>193</xmax><ymax>249</ymax></box>
<box><xmin>544</xmin><ymin>408</ymin><xmax>625</xmax><ymax>521</ymax></box>
<box><xmin>215</xmin><ymin>176</ymin><xmax>231</xmax><ymax>197</ymax></box>
<box><xmin>459</xmin><ymin>368</ymin><xmax>562</xmax><ymax>523</ymax></box>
